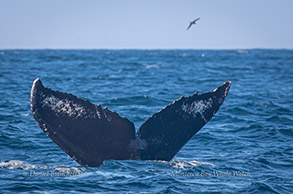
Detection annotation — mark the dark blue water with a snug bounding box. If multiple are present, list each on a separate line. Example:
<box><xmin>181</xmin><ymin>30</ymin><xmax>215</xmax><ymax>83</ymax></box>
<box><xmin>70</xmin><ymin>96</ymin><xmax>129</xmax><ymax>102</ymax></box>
<box><xmin>0</xmin><ymin>49</ymin><xmax>292</xmax><ymax>193</ymax></box>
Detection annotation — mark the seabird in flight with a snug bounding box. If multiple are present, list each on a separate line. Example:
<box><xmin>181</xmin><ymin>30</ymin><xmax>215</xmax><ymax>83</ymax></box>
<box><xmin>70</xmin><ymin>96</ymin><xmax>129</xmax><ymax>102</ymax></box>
<box><xmin>187</xmin><ymin>17</ymin><xmax>200</xmax><ymax>30</ymax></box>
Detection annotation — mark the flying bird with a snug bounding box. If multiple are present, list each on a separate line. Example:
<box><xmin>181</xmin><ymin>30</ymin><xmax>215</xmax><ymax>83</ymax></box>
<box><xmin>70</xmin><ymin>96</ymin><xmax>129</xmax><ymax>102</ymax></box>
<box><xmin>187</xmin><ymin>17</ymin><xmax>200</xmax><ymax>30</ymax></box>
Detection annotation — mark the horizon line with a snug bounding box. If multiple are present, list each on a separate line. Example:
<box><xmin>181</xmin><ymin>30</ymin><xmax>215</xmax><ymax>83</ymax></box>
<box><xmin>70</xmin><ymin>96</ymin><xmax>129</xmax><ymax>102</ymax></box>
<box><xmin>1</xmin><ymin>47</ymin><xmax>293</xmax><ymax>50</ymax></box>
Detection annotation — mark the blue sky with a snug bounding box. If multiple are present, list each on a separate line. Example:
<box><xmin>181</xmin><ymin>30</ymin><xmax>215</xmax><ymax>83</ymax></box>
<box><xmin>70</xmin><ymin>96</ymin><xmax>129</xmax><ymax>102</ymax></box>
<box><xmin>1</xmin><ymin>0</ymin><xmax>293</xmax><ymax>49</ymax></box>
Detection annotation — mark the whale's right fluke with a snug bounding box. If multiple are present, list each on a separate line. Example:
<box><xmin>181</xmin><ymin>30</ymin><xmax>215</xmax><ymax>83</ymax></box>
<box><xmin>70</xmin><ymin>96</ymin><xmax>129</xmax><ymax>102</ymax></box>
<box><xmin>136</xmin><ymin>81</ymin><xmax>231</xmax><ymax>161</ymax></box>
<box><xmin>30</xmin><ymin>79</ymin><xmax>231</xmax><ymax>167</ymax></box>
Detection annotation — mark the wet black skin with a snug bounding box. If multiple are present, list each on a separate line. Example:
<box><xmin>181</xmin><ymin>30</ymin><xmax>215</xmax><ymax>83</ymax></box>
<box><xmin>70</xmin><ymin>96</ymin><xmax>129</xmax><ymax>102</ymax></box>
<box><xmin>31</xmin><ymin>78</ymin><xmax>230</xmax><ymax>167</ymax></box>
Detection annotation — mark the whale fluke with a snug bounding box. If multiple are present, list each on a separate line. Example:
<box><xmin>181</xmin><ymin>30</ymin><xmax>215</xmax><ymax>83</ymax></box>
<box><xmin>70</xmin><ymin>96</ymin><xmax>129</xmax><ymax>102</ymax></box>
<box><xmin>30</xmin><ymin>78</ymin><xmax>231</xmax><ymax>167</ymax></box>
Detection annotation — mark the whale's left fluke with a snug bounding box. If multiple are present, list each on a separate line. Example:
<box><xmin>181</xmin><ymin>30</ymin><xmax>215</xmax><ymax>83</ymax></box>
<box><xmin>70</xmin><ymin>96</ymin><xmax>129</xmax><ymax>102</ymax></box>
<box><xmin>30</xmin><ymin>78</ymin><xmax>230</xmax><ymax>167</ymax></box>
<box><xmin>31</xmin><ymin>78</ymin><xmax>136</xmax><ymax>167</ymax></box>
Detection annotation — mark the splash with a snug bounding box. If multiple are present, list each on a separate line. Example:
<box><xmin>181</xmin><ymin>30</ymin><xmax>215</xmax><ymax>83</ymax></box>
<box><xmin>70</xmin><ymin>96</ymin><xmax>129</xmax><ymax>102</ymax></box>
<box><xmin>0</xmin><ymin>160</ymin><xmax>87</xmax><ymax>175</ymax></box>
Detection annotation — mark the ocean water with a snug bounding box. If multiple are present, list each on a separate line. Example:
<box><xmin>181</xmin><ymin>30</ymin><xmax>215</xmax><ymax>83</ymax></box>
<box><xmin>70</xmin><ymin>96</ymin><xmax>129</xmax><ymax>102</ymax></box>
<box><xmin>0</xmin><ymin>49</ymin><xmax>292</xmax><ymax>193</ymax></box>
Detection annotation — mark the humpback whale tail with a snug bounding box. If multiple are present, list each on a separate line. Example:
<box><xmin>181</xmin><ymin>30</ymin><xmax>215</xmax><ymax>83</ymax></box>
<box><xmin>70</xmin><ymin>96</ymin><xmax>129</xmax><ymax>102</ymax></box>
<box><xmin>30</xmin><ymin>79</ymin><xmax>231</xmax><ymax>167</ymax></box>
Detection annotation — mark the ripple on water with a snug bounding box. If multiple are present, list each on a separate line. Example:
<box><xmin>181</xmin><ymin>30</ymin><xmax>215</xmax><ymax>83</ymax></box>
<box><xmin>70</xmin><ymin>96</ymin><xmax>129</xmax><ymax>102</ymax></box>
<box><xmin>0</xmin><ymin>50</ymin><xmax>292</xmax><ymax>193</ymax></box>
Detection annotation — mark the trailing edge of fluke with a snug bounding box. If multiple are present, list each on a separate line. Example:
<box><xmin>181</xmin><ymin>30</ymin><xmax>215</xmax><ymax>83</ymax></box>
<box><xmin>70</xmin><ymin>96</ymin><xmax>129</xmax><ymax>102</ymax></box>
<box><xmin>30</xmin><ymin>78</ymin><xmax>231</xmax><ymax>167</ymax></box>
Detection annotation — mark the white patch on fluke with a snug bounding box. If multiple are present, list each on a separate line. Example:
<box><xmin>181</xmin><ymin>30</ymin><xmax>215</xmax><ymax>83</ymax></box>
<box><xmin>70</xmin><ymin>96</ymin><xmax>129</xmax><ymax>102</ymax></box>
<box><xmin>102</xmin><ymin>110</ymin><xmax>111</xmax><ymax>121</ymax></box>
<box><xmin>42</xmin><ymin>95</ymin><xmax>86</xmax><ymax>118</ymax></box>
<box><xmin>181</xmin><ymin>98</ymin><xmax>213</xmax><ymax>122</ymax></box>
<box><xmin>96</xmin><ymin>110</ymin><xmax>101</xmax><ymax>119</ymax></box>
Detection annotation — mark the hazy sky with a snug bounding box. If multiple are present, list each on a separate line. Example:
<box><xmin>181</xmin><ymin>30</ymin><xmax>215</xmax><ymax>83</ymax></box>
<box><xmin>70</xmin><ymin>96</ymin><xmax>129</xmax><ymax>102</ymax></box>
<box><xmin>1</xmin><ymin>0</ymin><xmax>293</xmax><ymax>49</ymax></box>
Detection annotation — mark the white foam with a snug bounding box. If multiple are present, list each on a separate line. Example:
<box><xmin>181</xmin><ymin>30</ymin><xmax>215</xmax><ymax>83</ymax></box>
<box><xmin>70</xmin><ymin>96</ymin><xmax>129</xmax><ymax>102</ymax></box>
<box><xmin>94</xmin><ymin>170</ymin><xmax>134</xmax><ymax>179</ymax></box>
<box><xmin>170</xmin><ymin>160</ymin><xmax>216</xmax><ymax>169</ymax></box>
<box><xmin>237</xmin><ymin>50</ymin><xmax>248</xmax><ymax>54</ymax></box>
<box><xmin>0</xmin><ymin>160</ymin><xmax>87</xmax><ymax>174</ymax></box>
<box><xmin>0</xmin><ymin>160</ymin><xmax>38</xmax><ymax>170</ymax></box>
<box><xmin>146</xmin><ymin>64</ymin><xmax>160</xmax><ymax>69</ymax></box>
<box><xmin>21</xmin><ymin>113</ymin><xmax>30</xmax><ymax>117</ymax></box>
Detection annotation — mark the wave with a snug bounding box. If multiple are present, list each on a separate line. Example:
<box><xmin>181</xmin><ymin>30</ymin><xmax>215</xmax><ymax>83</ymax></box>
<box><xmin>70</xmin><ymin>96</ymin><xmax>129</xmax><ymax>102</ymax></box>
<box><xmin>20</xmin><ymin>113</ymin><xmax>30</xmax><ymax>117</ymax></box>
<box><xmin>0</xmin><ymin>160</ymin><xmax>87</xmax><ymax>175</ymax></box>
<box><xmin>237</xmin><ymin>50</ymin><xmax>249</xmax><ymax>54</ymax></box>
<box><xmin>169</xmin><ymin>160</ymin><xmax>216</xmax><ymax>169</ymax></box>
<box><xmin>145</xmin><ymin>64</ymin><xmax>160</xmax><ymax>69</ymax></box>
